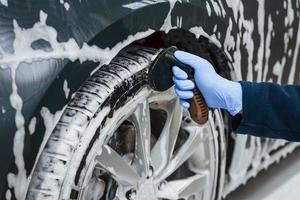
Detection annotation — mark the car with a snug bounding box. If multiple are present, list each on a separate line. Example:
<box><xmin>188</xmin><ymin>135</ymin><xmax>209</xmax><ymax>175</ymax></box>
<box><xmin>0</xmin><ymin>0</ymin><xmax>299</xmax><ymax>199</ymax></box>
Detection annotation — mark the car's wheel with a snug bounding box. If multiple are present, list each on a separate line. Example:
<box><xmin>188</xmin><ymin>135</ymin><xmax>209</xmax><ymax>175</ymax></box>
<box><xmin>26</xmin><ymin>44</ymin><xmax>226</xmax><ymax>200</ymax></box>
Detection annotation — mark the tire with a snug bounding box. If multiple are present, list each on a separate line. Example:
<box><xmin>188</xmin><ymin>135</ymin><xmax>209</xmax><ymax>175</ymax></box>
<box><xmin>26</xmin><ymin>44</ymin><xmax>226</xmax><ymax>200</ymax></box>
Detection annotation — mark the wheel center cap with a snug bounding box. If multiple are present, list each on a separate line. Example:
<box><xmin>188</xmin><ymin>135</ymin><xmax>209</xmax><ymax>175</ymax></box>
<box><xmin>135</xmin><ymin>179</ymin><xmax>157</xmax><ymax>200</ymax></box>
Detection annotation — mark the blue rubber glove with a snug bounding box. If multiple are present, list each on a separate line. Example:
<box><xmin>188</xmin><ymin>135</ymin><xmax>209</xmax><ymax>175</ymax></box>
<box><xmin>172</xmin><ymin>51</ymin><xmax>242</xmax><ymax>116</ymax></box>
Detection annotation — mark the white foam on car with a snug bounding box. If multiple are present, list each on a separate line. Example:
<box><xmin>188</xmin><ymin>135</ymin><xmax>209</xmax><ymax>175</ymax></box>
<box><xmin>28</xmin><ymin>117</ymin><xmax>37</xmax><ymax>135</ymax></box>
<box><xmin>2</xmin><ymin>0</ymin><xmax>300</xmax><ymax>198</ymax></box>
<box><xmin>206</xmin><ymin>1</ymin><xmax>212</xmax><ymax>16</ymax></box>
<box><xmin>288</xmin><ymin>13</ymin><xmax>300</xmax><ymax>84</ymax></box>
<box><xmin>1</xmin><ymin>0</ymin><xmax>232</xmax><ymax>198</ymax></box>
<box><xmin>160</xmin><ymin>0</ymin><xmax>180</xmax><ymax>33</ymax></box>
<box><xmin>63</xmin><ymin>80</ymin><xmax>70</xmax><ymax>99</ymax></box>
<box><xmin>122</xmin><ymin>0</ymin><xmax>165</xmax><ymax>10</ymax></box>
<box><xmin>263</xmin><ymin>15</ymin><xmax>275</xmax><ymax>82</ymax></box>
<box><xmin>2</xmin><ymin>9</ymin><xmax>155</xmax><ymax>199</ymax></box>
<box><xmin>1</xmin><ymin>106</ymin><xmax>5</xmax><ymax>114</ymax></box>
<box><xmin>189</xmin><ymin>26</ymin><xmax>222</xmax><ymax>48</ymax></box>
<box><xmin>0</xmin><ymin>0</ymin><xmax>7</xmax><ymax>7</ymax></box>
<box><xmin>59</xmin><ymin>0</ymin><xmax>70</xmax><ymax>11</ymax></box>
<box><xmin>254</xmin><ymin>0</ymin><xmax>266</xmax><ymax>82</ymax></box>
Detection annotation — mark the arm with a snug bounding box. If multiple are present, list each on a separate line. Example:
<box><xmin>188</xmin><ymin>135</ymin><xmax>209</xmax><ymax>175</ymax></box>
<box><xmin>233</xmin><ymin>81</ymin><xmax>300</xmax><ymax>141</ymax></box>
<box><xmin>172</xmin><ymin>51</ymin><xmax>300</xmax><ymax>141</ymax></box>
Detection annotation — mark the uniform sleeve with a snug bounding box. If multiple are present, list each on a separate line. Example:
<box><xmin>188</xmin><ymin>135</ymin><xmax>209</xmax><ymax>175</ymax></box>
<box><xmin>232</xmin><ymin>81</ymin><xmax>300</xmax><ymax>141</ymax></box>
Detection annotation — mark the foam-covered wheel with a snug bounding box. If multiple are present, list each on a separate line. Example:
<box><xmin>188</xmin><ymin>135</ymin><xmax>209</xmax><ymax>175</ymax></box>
<box><xmin>26</xmin><ymin>45</ymin><xmax>225</xmax><ymax>200</ymax></box>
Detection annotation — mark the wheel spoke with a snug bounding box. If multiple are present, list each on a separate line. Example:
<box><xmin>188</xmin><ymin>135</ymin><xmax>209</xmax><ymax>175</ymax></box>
<box><xmin>151</xmin><ymin>99</ymin><xmax>183</xmax><ymax>175</ymax></box>
<box><xmin>157</xmin><ymin>173</ymin><xmax>208</xmax><ymax>199</ymax></box>
<box><xmin>95</xmin><ymin>145</ymin><xmax>140</xmax><ymax>186</ymax></box>
<box><xmin>157</xmin><ymin>126</ymin><xmax>202</xmax><ymax>181</ymax></box>
<box><xmin>129</xmin><ymin>101</ymin><xmax>152</xmax><ymax>177</ymax></box>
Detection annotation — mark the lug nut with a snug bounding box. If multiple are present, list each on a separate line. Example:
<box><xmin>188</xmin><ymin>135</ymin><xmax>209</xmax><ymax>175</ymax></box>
<box><xmin>126</xmin><ymin>189</ymin><xmax>136</xmax><ymax>200</ymax></box>
<box><xmin>182</xmin><ymin>116</ymin><xmax>192</xmax><ymax>123</ymax></box>
<box><xmin>158</xmin><ymin>181</ymin><xmax>166</xmax><ymax>190</ymax></box>
<box><xmin>149</xmin><ymin>166</ymin><xmax>154</xmax><ymax>176</ymax></box>
<box><xmin>146</xmin><ymin>165</ymin><xmax>154</xmax><ymax>179</ymax></box>
<box><xmin>185</xmin><ymin>117</ymin><xmax>192</xmax><ymax>123</ymax></box>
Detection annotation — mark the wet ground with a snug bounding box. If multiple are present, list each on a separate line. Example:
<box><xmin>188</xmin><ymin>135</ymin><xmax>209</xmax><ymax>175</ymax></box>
<box><xmin>225</xmin><ymin>146</ymin><xmax>300</xmax><ymax>200</ymax></box>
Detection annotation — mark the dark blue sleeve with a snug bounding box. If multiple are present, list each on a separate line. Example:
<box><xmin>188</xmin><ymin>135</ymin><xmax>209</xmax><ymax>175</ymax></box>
<box><xmin>233</xmin><ymin>81</ymin><xmax>300</xmax><ymax>141</ymax></box>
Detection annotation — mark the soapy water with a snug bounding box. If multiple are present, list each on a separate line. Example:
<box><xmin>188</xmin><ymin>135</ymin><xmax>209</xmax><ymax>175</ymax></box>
<box><xmin>0</xmin><ymin>0</ymin><xmax>7</xmax><ymax>7</ymax></box>
<box><xmin>2</xmin><ymin>10</ymin><xmax>154</xmax><ymax>200</ymax></box>
<box><xmin>1</xmin><ymin>0</ymin><xmax>300</xmax><ymax>199</ymax></box>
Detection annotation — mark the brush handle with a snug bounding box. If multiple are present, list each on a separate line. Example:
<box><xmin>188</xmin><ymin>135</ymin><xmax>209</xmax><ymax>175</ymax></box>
<box><xmin>187</xmin><ymin>79</ymin><xmax>209</xmax><ymax>124</ymax></box>
<box><xmin>165</xmin><ymin>48</ymin><xmax>209</xmax><ymax>124</ymax></box>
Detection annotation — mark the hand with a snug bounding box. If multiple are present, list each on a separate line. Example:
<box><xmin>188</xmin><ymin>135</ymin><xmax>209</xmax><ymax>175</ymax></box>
<box><xmin>172</xmin><ymin>51</ymin><xmax>243</xmax><ymax>116</ymax></box>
